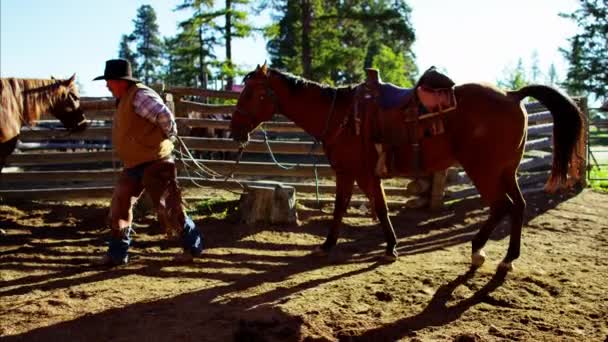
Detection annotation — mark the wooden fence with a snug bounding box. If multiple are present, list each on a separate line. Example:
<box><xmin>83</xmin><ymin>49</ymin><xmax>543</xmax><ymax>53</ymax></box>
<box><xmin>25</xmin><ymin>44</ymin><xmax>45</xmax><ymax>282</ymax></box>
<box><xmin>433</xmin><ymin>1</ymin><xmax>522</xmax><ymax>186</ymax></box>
<box><xmin>1</xmin><ymin>88</ymin><xmax>587</xmax><ymax>211</ymax></box>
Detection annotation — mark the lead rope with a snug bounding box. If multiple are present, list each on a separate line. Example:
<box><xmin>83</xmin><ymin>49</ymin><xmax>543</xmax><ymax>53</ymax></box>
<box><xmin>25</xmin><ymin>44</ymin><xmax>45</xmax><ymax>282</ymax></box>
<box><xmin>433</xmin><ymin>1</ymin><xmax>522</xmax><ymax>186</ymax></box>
<box><xmin>174</xmin><ymin>135</ymin><xmax>246</xmax><ymax>195</ymax></box>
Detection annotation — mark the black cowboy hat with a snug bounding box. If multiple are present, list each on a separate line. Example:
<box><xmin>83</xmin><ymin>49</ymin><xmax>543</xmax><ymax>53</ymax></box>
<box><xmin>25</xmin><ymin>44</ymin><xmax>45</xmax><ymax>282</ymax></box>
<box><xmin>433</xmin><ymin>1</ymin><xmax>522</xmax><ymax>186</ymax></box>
<box><xmin>93</xmin><ymin>59</ymin><xmax>140</xmax><ymax>82</ymax></box>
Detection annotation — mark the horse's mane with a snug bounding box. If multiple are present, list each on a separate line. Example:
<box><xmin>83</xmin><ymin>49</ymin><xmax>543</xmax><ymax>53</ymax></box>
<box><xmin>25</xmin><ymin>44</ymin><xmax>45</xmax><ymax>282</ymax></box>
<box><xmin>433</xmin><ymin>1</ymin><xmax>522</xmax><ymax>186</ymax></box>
<box><xmin>244</xmin><ymin>68</ymin><xmax>357</xmax><ymax>99</ymax></box>
<box><xmin>0</xmin><ymin>77</ymin><xmax>75</xmax><ymax>125</ymax></box>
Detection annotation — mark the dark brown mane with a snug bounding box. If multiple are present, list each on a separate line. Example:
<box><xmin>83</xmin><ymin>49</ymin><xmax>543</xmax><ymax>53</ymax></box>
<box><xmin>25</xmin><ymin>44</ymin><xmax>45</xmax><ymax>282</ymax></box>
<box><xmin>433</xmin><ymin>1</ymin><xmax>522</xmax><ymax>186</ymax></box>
<box><xmin>1</xmin><ymin>78</ymin><xmax>73</xmax><ymax>124</ymax></box>
<box><xmin>268</xmin><ymin>68</ymin><xmax>357</xmax><ymax>99</ymax></box>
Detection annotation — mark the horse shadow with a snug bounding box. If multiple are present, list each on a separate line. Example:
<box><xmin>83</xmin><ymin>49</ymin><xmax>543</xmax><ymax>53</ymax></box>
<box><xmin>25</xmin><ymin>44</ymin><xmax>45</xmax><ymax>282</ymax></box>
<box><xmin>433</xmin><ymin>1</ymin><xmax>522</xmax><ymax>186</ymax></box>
<box><xmin>345</xmin><ymin>267</ymin><xmax>509</xmax><ymax>341</ymax></box>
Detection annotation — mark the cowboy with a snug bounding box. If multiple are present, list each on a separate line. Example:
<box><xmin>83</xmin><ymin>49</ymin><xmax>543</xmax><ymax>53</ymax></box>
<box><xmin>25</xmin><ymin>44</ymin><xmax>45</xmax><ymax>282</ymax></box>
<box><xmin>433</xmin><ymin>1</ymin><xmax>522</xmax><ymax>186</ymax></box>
<box><xmin>93</xmin><ymin>58</ymin><xmax>203</xmax><ymax>266</ymax></box>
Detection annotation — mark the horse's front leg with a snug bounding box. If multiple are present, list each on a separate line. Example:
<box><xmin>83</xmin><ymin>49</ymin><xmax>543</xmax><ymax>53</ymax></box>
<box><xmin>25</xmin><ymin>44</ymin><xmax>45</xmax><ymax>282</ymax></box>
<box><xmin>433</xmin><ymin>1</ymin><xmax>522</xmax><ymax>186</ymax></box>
<box><xmin>318</xmin><ymin>172</ymin><xmax>355</xmax><ymax>254</ymax></box>
<box><xmin>357</xmin><ymin>174</ymin><xmax>397</xmax><ymax>261</ymax></box>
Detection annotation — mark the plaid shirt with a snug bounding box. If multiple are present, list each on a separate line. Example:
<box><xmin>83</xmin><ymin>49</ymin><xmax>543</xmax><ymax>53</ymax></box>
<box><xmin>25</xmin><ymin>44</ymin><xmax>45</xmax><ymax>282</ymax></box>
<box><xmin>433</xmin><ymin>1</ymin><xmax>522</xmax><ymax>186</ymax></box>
<box><xmin>132</xmin><ymin>88</ymin><xmax>177</xmax><ymax>137</ymax></box>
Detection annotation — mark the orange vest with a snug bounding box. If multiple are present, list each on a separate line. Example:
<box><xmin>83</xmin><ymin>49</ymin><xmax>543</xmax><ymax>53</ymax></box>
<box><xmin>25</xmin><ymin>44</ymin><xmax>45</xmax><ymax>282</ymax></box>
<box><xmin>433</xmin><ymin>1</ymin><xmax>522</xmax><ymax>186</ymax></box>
<box><xmin>112</xmin><ymin>83</ymin><xmax>174</xmax><ymax>168</ymax></box>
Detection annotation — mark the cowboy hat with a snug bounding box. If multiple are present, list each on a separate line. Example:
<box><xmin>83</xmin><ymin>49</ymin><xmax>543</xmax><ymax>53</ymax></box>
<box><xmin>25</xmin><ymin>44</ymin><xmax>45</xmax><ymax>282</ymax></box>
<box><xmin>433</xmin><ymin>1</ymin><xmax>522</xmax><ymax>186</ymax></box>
<box><xmin>93</xmin><ymin>59</ymin><xmax>140</xmax><ymax>82</ymax></box>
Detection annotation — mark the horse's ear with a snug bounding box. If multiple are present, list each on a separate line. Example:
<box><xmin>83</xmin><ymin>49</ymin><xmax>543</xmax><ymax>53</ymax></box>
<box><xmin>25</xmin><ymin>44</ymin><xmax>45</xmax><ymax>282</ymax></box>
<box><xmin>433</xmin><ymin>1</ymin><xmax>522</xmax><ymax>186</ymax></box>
<box><xmin>260</xmin><ymin>61</ymin><xmax>268</xmax><ymax>75</ymax></box>
<box><xmin>67</xmin><ymin>73</ymin><xmax>76</xmax><ymax>83</ymax></box>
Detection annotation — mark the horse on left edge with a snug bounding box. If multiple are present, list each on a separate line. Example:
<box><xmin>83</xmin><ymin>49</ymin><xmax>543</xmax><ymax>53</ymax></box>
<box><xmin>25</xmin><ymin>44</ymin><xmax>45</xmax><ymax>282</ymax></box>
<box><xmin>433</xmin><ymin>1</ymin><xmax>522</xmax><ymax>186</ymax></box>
<box><xmin>0</xmin><ymin>74</ymin><xmax>87</xmax><ymax>173</ymax></box>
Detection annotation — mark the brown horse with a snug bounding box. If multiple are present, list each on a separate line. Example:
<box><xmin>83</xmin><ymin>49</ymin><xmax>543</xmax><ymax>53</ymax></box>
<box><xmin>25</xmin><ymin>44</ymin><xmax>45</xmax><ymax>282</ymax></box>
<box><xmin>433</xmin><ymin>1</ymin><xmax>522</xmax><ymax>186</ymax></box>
<box><xmin>0</xmin><ymin>75</ymin><xmax>87</xmax><ymax>172</ymax></box>
<box><xmin>230</xmin><ymin>63</ymin><xmax>584</xmax><ymax>271</ymax></box>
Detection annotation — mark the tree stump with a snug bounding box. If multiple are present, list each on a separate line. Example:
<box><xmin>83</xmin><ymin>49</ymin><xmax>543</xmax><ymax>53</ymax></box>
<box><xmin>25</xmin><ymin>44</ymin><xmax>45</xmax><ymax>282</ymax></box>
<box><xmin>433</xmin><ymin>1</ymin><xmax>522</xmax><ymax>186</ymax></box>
<box><xmin>237</xmin><ymin>183</ymin><xmax>298</xmax><ymax>225</ymax></box>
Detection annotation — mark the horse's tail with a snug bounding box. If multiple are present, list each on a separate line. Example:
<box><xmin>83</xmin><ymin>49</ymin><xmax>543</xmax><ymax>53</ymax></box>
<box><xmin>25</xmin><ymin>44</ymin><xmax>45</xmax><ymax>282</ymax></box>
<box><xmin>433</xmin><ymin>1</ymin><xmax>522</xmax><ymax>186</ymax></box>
<box><xmin>509</xmin><ymin>85</ymin><xmax>585</xmax><ymax>191</ymax></box>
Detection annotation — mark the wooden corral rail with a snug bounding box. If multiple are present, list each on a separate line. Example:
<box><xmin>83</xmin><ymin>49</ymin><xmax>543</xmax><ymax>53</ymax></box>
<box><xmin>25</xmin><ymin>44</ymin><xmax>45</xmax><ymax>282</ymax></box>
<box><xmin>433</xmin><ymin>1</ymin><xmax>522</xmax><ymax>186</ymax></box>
<box><xmin>1</xmin><ymin>87</ymin><xmax>588</xmax><ymax>210</ymax></box>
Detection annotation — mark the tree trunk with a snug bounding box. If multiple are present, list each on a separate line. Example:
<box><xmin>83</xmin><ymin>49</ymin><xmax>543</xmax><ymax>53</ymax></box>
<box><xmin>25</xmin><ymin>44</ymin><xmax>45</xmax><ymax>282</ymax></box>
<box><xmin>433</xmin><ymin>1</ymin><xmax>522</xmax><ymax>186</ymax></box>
<box><xmin>237</xmin><ymin>183</ymin><xmax>298</xmax><ymax>225</ymax></box>
<box><xmin>301</xmin><ymin>0</ymin><xmax>312</xmax><ymax>79</ymax></box>
<box><xmin>225</xmin><ymin>0</ymin><xmax>234</xmax><ymax>90</ymax></box>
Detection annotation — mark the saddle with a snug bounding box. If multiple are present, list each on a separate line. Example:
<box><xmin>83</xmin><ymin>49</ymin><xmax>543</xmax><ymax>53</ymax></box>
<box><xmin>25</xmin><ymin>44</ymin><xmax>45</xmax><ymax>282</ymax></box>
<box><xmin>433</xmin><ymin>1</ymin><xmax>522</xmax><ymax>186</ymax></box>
<box><xmin>354</xmin><ymin>66</ymin><xmax>457</xmax><ymax>178</ymax></box>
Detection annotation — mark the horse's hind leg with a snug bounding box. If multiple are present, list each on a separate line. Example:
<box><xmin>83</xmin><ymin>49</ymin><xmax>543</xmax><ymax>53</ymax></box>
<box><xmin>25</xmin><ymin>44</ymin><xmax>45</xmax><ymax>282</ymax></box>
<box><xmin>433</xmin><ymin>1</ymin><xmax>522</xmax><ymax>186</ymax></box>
<box><xmin>499</xmin><ymin>173</ymin><xmax>526</xmax><ymax>271</ymax></box>
<box><xmin>471</xmin><ymin>196</ymin><xmax>511</xmax><ymax>268</ymax></box>
<box><xmin>356</xmin><ymin>175</ymin><xmax>397</xmax><ymax>261</ymax></box>
<box><xmin>318</xmin><ymin>172</ymin><xmax>355</xmax><ymax>254</ymax></box>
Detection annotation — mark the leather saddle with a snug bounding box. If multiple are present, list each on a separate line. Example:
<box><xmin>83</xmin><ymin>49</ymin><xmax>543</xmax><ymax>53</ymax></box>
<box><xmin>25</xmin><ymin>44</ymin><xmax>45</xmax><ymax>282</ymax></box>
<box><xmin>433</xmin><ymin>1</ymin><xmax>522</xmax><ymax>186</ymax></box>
<box><xmin>355</xmin><ymin>67</ymin><xmax>457</xmax><ymax>177</ymax></box>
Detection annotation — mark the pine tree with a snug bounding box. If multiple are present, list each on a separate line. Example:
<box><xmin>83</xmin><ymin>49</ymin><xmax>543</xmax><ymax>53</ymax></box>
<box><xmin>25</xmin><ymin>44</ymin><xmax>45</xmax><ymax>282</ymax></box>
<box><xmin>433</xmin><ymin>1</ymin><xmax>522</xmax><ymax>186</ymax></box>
<box><xmin>560</xmin><ymin>0</ymin><xmax>607</xmax><ymax>101</ymax></box>
<box><xmin>265</xmin><ymin>0</ymin><xmax>417</xmax><ymax>86</ymax></box>
<box><xmin>132</xmin><ymin>5</ymin><xmax>164</xmax><ymax>84</ymax></box>
<box><xmin>118</xmin><ymin>34</ymin><xmax>140</xmax><ymax>79</ymax></box>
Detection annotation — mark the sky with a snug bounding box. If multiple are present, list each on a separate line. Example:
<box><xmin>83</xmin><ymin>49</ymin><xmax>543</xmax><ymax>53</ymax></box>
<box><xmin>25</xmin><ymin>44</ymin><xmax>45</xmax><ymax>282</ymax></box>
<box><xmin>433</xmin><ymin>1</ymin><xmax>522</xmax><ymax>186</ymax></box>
<box><xmin>0</xmin><ymin>0</ymin><xmax>580</xmax><ymax>97</ymax></box>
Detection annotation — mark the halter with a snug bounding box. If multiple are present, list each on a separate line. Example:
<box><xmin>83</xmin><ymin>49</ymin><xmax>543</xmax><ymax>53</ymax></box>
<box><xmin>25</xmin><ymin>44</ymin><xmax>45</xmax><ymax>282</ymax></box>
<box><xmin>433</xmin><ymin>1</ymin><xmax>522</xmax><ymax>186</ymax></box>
<box><xmin>233</xmin><ymin>78</ymin><xmax>282</xmax><ymax>136</ymax></box>
<box><xmin>234</xmin><ymin>77</ymin><xmax>338</xmax><ymax>143</ymax></box>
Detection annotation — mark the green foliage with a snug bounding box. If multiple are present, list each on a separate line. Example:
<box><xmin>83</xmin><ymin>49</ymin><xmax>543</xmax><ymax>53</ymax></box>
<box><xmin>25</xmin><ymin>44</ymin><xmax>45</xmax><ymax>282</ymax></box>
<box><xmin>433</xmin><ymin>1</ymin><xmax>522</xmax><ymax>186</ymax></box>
<box><xmin>497</xmin><ymin>58</ymin><xmax>529</xmax><ymax>90</ymax></box>
<box><xmin>265</xmin><ymin>0</ymin><xmax>417</xmax><ymax>86</ymax></box>
<box><xmin>191</xmin><ymin>197</ymin><xmax>238</xmax><ymax>218</ymax></box>
<box><xmin>560</xmin><ymin>0</ymin><xmax>608</xmax><ymax>102</ymax></box>
<box><xmin>588</xmin><ymin>167</ymin><xmax>608</xmax><ymax>192</ymax></box>
<box><xmin>372</xmin><ymin>44</ymin><xmax>414</xmax><ymax>87</ymax></box>
<box><xmin>165</xmin><ymin>0</ymin><xmax>254</xmax><ymax>89</ymax></box>
<box><xmin>132</xmin><ymin>5</ymin><xmax>164</xmax><ymax>84</ymax></box>
<box><xmin>118</xmin><ymin>34</ymin><xmax>139</xmax><ymax>79</ymax></box>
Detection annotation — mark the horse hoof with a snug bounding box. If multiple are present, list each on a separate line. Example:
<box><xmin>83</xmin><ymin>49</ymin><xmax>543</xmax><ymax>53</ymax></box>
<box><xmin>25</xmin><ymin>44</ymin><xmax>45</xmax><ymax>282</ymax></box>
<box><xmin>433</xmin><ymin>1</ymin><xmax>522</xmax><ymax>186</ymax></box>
<box><xmin>471</xmin><ymin>250</ymin><xmax>486</xmax><ymax>268</ymax></box>
<box><xmin>498</xmin><ymin>260</ymin><xmax>514</xmax><ymax>272</ymax></box>
<box><xmin>382</xmin><ymin>249</ymin><xmax>398</xmax><ymax>262</ymax></box>
<box><xmin>382</xmin><ymin>254</ymin><xmax>398</xmax><ymax>263</ymax></box>
<box><xmin>311</xmin><ymin>246</ymin><xmax>330</xmax><ymax>257</ymax></box>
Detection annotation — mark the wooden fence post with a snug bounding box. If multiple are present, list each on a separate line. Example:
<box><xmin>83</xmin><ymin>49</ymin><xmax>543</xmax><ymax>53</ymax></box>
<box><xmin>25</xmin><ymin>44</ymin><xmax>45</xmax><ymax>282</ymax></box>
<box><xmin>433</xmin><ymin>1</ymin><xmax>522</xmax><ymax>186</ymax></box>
<box><xmin>572</xmin><ymin>97</ymin><xmax>588</xmax><ymax>187</ymax></box>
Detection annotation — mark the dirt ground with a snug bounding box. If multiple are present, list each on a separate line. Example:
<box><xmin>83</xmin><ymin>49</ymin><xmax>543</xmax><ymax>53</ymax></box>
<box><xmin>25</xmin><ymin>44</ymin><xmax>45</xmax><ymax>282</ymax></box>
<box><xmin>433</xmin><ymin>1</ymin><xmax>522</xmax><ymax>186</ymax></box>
<box><xmin>1</xmin><ymin>187</ymin><xmax>607</xmax><ymax>341</ymax></box>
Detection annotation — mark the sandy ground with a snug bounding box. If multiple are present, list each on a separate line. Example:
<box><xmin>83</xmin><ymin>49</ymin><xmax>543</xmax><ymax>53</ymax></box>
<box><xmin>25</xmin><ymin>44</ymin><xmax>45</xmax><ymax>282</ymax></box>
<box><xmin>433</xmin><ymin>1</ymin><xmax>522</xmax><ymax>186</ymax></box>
<box><xmin>0</xmin><ymin>188</ymin><xmax>607</xmax><ymax>341</ymax></box>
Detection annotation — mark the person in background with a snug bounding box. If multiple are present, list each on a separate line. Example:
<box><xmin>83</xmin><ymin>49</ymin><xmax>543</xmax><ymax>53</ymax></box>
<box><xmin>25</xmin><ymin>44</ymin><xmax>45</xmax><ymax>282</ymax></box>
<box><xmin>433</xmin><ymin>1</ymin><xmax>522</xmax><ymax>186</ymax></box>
<box><xmin>93</xmin><ymin>58</ymin><xmax>203</xmax><ymax>266</ymax></box>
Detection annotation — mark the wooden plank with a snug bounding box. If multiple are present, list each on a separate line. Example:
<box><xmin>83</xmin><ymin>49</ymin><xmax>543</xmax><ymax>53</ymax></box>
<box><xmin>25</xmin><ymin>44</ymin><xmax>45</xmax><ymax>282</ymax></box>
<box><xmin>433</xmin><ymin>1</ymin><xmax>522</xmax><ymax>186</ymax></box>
<box><xmin>176</xmin><ymin>118</ymin><xmax>305</xmax><ymax>133</ymax></box>
<box><xmin>177</xmin><ymin>178</ymin><xmax>409</xmax><ymax>197</ymax></box>
<box><xmin>178</xmin><ymin>159</ymin><xmax>334</xmax><ymax>177</ymax></box>
<box><xmin>528</xmin><ymin>111</ymin><xmax>552</xmax><ymax>123</ymax></box>
<box><xmin>527</xmin><ymin>123</ymin><xmax>553</xmax><ymax>136</ymax></box>
<box><xmin>15</xmin><ymin>142</ymin><xmax>112</xmax><ymax>151</ymax></box>
<box><xmin>179</xmin><ymin>137</ymin><xmax>325</xmax><ymax>155</ymax></box>
<box><xmin>19</xmin><ymin>127</ymin><xmax>112</xmax><ymax>141</ymax></box>
<box><xmin>80</xmin><ymin>99</ymin><xmax>116</xmax><ymax>111</ymax></box>
<box><xmin>6</xmin><ymin>151</ymin><xmax>114</xmax><ymax>166</ymax></box>
<box><xmin>83</xmin><ymin>110</ymin><xmax>114</xmax><ymax>120</ymax></box>
<box><xmin>180</xmin><ymin>101</ymin><xmax>235</xmax><ymax>115</ymax></box>
<box><xmin>524</xmin><ymin>102</ymin><xmax>547</xmax><ymax>114</ymax></box>
<box><xmin>1</xmin><ymin>159</ymin><xmax>334</xmax><ymax>182</ymax></box>
<box><xmin>518</xmin><ymin>155</ymin><xmax>552</xmax><ymax>172</ymax></box>
<box><xmin>525</xmin><ymin>137</ymin><xmax>552</xmax><ymax>151</ymax></box>
<box><xmin>168</xmin><ymin>87</ymin><xmax>240</xmax><ymax>99</ymax></box>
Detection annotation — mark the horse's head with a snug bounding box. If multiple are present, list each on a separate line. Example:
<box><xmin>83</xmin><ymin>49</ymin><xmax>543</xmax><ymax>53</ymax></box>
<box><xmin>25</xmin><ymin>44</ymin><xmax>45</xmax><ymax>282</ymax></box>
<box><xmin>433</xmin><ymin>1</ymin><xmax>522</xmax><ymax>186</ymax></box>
<box><xmin>230</xmin><ymin>62</ymin><xmax>277</xmax><ymax>142</ymax></box>
<box><xmin>50</xmin><ymin>74</ymin><xmax>88</xmax><ymax>132</ymax></box>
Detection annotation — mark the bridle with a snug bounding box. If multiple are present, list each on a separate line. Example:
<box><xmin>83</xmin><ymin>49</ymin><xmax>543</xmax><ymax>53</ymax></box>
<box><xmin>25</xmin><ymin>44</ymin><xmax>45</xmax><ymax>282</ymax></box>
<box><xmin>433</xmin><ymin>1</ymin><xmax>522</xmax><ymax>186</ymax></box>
<box><xmin>233</xmin><ymin>78</ymin><xmax>282</xmax><ymax>139</ymax></box>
